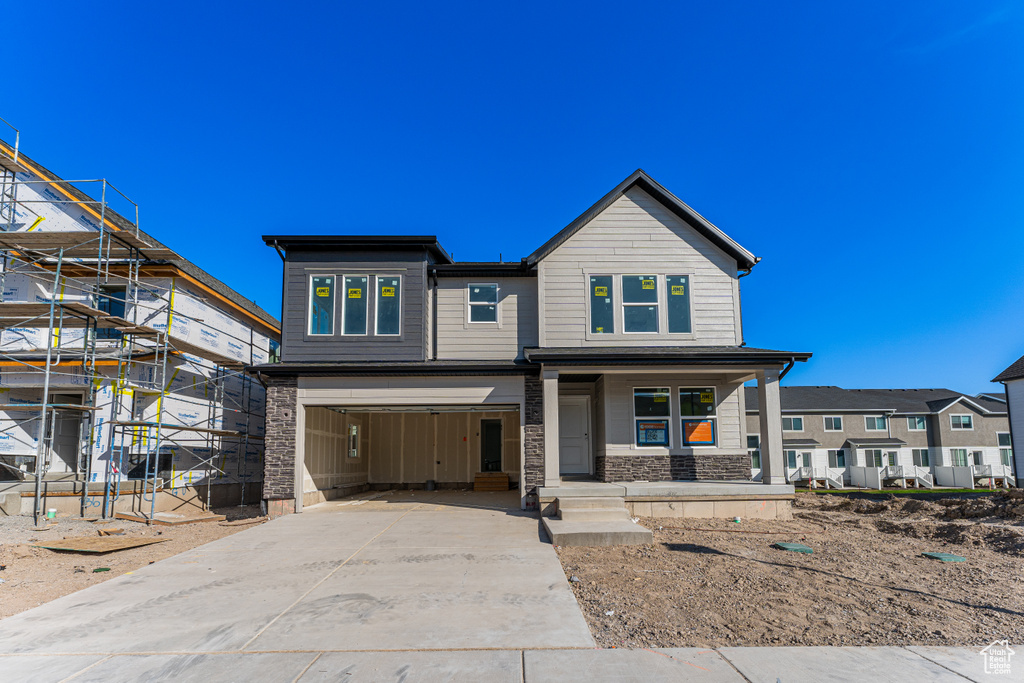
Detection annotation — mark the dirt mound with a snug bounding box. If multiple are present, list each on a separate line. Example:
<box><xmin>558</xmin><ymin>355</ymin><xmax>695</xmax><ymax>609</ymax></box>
<box><xmin>940</xmin><ymin>496</ymin><xmax>1024</xmax><ymax>521</ymax></box>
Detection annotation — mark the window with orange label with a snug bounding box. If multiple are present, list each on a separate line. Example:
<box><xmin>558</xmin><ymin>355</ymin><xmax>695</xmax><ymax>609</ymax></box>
<box><xmin>680</xmin><ymin>387</ymin><xmax>716</xmax><ymax>446</ymax></box>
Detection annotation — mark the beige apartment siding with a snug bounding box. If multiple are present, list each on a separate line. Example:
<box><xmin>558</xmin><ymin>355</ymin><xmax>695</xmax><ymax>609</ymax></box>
<box><xmin>539</xmin><ymin>186</ymin><xmax>740</xmax><ymax>347</ymax></box>
<box><xmin>937</xmin><ymin>402</ymin><xmax>1009</xmax><ymax>448</ymax></box>
<box><xmin>435</xmin><ymin>277</ymin><xmax>538</xmax><ymax>360</ymax></box>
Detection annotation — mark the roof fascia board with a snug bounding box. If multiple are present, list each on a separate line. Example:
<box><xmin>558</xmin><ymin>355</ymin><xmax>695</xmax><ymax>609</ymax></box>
<box><xmin>263</xmin><ymin>235</ymin><xmax>453</xmax><ymax>264</ymax></box>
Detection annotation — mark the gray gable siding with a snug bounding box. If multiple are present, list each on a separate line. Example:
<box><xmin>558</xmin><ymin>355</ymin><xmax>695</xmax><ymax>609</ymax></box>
<box><xmin>435</xmin><ymin>276</ymin><xmax>538</xmax><ymax>360</ymax></box>
<box><xmin>281</xmin><ymin>250</ymin><xmax>427</xmax><ymax>362</ymax></box>
<box><xmin>538</xmin><ymin>187</ymin><xmax>740</xmax><ymax>348</ymax></box>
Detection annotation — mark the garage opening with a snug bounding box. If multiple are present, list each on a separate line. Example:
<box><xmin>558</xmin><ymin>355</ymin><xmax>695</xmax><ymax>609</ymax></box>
<box><xmin>301</xmin><ymin>405</ymin><xmax>521</xmax><ymax>506</ymax></box>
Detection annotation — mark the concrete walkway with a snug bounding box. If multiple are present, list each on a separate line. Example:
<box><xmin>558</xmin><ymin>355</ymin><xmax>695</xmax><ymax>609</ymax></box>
<box><xmin>0</xmin><ymin>491</ymin><xmax>1009</xmax><ymax>681</ymax></box>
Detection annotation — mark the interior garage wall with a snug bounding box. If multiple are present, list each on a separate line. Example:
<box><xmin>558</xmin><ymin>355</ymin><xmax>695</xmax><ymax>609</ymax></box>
<box><xmin>365</xmin><ymin>410</ymin><xmax>520</xmax><ymax>486</ymax></box>
<box><xmin>302</xmin><ymin>407</ymin><xmax>369</xmax><ymax>499</ymax></box>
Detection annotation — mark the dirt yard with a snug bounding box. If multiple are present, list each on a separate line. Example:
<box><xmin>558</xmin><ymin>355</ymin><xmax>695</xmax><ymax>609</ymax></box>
<box><xmin>0</xmin><ymin>506</ymin><xmax>266</xmax><ymax>620</ymax></box>
<box><xmin>557</xmin><ymin>491</ymin><xmax>1024</xmax><ymax>648</ymax></box>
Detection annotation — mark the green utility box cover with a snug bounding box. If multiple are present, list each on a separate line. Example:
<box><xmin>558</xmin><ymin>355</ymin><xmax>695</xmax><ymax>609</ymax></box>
<box><xmin>773</xmin><ymin>542</ymin><xmax>813</xmax><ymax>554</ymax></box>
<box><xmin>922</xmin><ymin>552</ymin><xmax>965</xmax><ymax>563</ymax></box>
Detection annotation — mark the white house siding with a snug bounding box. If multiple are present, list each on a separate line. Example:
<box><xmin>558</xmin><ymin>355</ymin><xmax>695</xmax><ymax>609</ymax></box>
<box><xmin>1008</xmin><ymin>379</ymin><xmax>1024</xmax><ymax>482</ymax></box>
<box><xmin>539</xmin><ymin>187</ymin><xmax>740</xmax><ymax>348</ymax></box>
<box><xmin>435</xmin><ymin>277</ymin><xmax>538</xmax><ymax>360</ymax></box>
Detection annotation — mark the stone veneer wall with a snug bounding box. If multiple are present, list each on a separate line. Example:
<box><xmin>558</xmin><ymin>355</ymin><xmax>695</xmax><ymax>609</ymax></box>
<box><xmin>595</xmin><ymin>452</ymin><xmax>750</xmax><ymax>482</ymax></box>
<box><xmin>263</xmin><ymin>376</ymin><xmax>298</xmax><ymax>506</ymax></box>
<box><xmin>523</xmin><ymin>374</ymin><xmax>544</xmax><ymax>495</ymax></box>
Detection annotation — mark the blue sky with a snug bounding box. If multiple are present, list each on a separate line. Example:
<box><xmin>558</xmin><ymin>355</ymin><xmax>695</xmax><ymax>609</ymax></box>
<box><xmin>3</xmin><ymin>2</ymin><xmax>1022</xmax><ymax>393</ymax></box>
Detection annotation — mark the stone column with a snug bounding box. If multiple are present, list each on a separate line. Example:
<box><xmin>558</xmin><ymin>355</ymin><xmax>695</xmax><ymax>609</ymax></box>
<box><xmin>263</xmin><ymin>375</ymin><xmax>298</xmax><ymax>516</ymax></box>
<box><xmin>523</xmin><ymin>373</ymin><xmax>545</xmax><ymax>495</ymax></box>
<box><xmin>542</xmin><ymin>368</ymin><xmax>560</xmax><ymax>488</ymax></box>
<box><xmin>757</xmin><ymin>368</ymin><xmax>785</xmax><ymax>485</ymax></box>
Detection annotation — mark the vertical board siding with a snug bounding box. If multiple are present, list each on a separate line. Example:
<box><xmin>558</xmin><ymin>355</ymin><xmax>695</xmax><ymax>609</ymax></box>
<box><xmin>539</xmin><ymin>187</ymin><xmax>741</xmax><ymax>347</ymax></box>
<box><xmin>435</xmin><ymin>277</ymin><xmax>538</xmax><ymax>360</ymax></box>
<box><xmin>302</xmin><ymin>407</ymin><xmax>368</xmax><ymax>493</ymax></box>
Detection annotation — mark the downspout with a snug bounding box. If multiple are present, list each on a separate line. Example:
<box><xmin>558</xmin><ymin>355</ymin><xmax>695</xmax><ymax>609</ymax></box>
<box><xmin>736</xmin><ymin>259</ymin><xmax>757</xmax><ymax>347</ymax></box>
<box><xmin>778</xmin><ymin>357</ymin><xmax>796</xmax><ymax>381</ymax></box>
<box><xmin>431</xmin><ymin>269</ymin><xmax>438</xmax><ymax>360</ymax></box>
<box><xmin>272</xmin><ymin>240</ymin><xmax>286</xmax><ymax>262</ymax></box>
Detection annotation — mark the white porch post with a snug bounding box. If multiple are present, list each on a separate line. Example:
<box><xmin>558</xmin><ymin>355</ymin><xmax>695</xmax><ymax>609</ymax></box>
<box><xmin>757</xmin><ymin>368</ymin><xmax>785</xmax><ymax>485</ymax></box>
<box><xmin>542</xmin><ymin>368</ymin><xmax>560</xmax><ymax>487</ymax></box>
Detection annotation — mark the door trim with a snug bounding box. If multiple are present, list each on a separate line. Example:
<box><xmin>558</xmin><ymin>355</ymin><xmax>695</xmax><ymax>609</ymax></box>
<box><xmin>558</xmin><ymin>395</ymin><xmax>592</xmax><ymax>476</ymax></box>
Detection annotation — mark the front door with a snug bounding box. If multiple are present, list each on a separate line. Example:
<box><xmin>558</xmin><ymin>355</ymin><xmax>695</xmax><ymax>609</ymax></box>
<box><xmin>48</xmin><ymin>393</ymin><xmax>84</xmax><ymax>475</ymax></box>
<box><xmin>558</xmin><ymin>396</ymin><xmax>590</xmax><ymax>475</ymax></box>
<box><xmin>480</xmin><ymin>419</ymin><xmax>502</xmax><ymax>472</ymax></box>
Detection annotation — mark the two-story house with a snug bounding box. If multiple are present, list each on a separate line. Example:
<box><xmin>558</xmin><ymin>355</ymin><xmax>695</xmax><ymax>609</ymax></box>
<box><xmin>744</xmin><ymin>386</ymin><xmax>1013</xmax><ymax>488</ymax></box>
<box><xmin>253</xmin><ymin>170</ymin><xmax>811</xmax><ymax>517</ymax></box>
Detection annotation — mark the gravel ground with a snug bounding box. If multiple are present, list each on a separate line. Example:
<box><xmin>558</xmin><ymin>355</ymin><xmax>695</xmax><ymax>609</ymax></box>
<box><xmin>0</xmin><ymin>505</ymin><xmax>266</xmax><ymax>620</ymax></box>
<box><xmin>556</xmin><ymin>491</ymin><xmax>1024</xmax><ymax>649</ymax></box>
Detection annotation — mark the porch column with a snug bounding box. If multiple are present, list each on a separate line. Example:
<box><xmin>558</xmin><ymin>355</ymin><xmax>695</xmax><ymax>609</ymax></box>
<box><xmin>757</xmin><ymin>368</ymin><xmax>785</xmax><ymax>485</ymax></box>
<box><xmin>542</xmin><ymin>368</ymin><xmax>560</xmax><ymax>487</ymax></box>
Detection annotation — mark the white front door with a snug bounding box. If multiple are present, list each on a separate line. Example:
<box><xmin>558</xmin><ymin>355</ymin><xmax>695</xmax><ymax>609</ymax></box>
<box><xmin>558</xmin><ymin>396</ymin><xmax>590</xmax><ymax>475</ymax></box>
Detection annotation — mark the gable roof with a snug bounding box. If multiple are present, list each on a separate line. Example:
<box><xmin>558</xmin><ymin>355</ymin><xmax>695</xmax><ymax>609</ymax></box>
<box><xmin>525</xmin><ymin>169</ymin><xmax>758</xmax><ymax>269</ymax></box>
<box><xmin>994</xmin><ymin>353</ymin><xmax>1024</xmax><ymax>383</ymax></box>
<box><xmin>744</xmin><ymin>386</ymin><xmax>1007</xmax><ymax>415</ymax></box>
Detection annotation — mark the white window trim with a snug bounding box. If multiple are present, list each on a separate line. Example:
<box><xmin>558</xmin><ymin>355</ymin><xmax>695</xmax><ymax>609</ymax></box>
<box><xmin>782</xmin><ymin>416</ymin><xmax>804</xmax><ymax>432</ymax></box>
<box><xmin>586</xmin><ymin>274</ymin><xmax>616</xmax><ymax>335</ymax></box>
<box><xmin>373</xmin><ymin>274</ymin><xmax>402</xmax><ymax>336</ymax></box>
<box><xmin>949</xmin><ymin>448</ymin><xmax>968</xmax><ymax>466</ymax></box>
<box><xmin>823</xmin><ymin>416</ymin><xmax>843</xmax><ymax>432</ymax></box>
<box><xmin>340</xmin><ymin>274</ymin><xmax>370</xmax><ymax>336</ymax></box>
<box><xmin>865</xmin><ymin>415</ymin><xmax>887</xmax><ymax>431</ymax></box>
<box><xmin>679</xmin><ymin>386</ymin><xmax>717</xmax><ymax>448</ymax></box>
<box><xmin>632</xmin><ymin>387</ymin><xmax>672</xmax><ymax>449</ymax></box>
<box><xmin>621</xmin><ymin>274</ymin><xmax>661</xmax><ymax>335</ymax></box>
<box><xmin>907</xmin><ymin>416</ymin><xmax>927</xmax><ymax>431</ymax></box>
<box><xmin>307</xmin><ymin>274</ymin><xmax>336</xmax><ymax>337</ymax></box>
<box><xmin>949</xmin><ymin>414</ymin><xmax>974</xmax><ymax>431</ymax></box>
<box><xmin>467</xmin><ymin>282</ymin><xmax>500</xmax><ymax>325</ymax></box>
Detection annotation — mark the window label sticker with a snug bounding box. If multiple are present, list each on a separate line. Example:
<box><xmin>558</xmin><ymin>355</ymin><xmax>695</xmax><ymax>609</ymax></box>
<box><xmin>637</xmin><ymin>420</ymin><xmax>669</xmax><ymax>446</ymax></box>
<box><xmin>595</xmin><ymin>326</ymin><xmax>604</xmax><ymax>332</ymax></box>
<box><xmin>671</xmin><ymin>285</ymin><xmax>686</xmax><ymax>295</ymax></box>
<box><xmin>684</xmin><ymin>420</ymin><xmax>715</xmax><ymax>444</ymax></box>
<box><xmin>315</xmin><ymin>287</ymin><xmax>331</xmax><ymax>297</ymax></box>
<box><xmin>700</xmin><ymin>392</ymin><xmax>714</xmax><ymax>403</ymax></box>
<box><xmin>594</xmin><ymin>286</ymin><xmax>607</xmax><ymax>296</ymax></box>
<box><xmin>381</xmin><ymin>287</ymin><xmax>395</xmax><ymax>297</ymax></box>
<box><xmin>653</xmin><ymin>395</ymin><xmax>667</xmax><ymax>402</ymax></box>
<box><xmin>641</xmin><ymin>279</ymin><xmax>655</xmax><ymax>290</ymax></box>
<box><xmin>348</xmin><ymin>288</ymin><xmax>362</xmax><ymax>298</ymax></box>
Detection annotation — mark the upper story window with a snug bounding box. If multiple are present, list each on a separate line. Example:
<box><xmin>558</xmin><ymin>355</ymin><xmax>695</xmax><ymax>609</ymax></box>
<box><xmin>824</xmin><ymin>416</ymin><xmax>843</xmax><ymax>431</ymax></box>
<box><xmin>622</xmin><ymin>275</ymin><xmax>658</xmax><ymax>333</ymax></box>
<box><xmin>468</xmin><ymin>284</ymin><xmax>498</xmax><ymax>323</ymax></box>
<box><xmin>97</xmin><ymin>286</ymin><xmax>127</xmax><ymax>340</ymax></box>
<box><xmin>950</xmin><ymin>414</ymin><xmax>973</xmax><ymax>430</ymax></box>
<box><xmin>680</xmin><ymin>387</ymin><xmax>716</xmax><ymax>446</ymax></box>
<box><xmin>998</xmin><ymin>433</ymin><xmax>1012</xmax><ymax>448</ymax></box>
<box><xmin>589</xmin><ymin>276</ymin><xmax>614</xmax><ymax>334</ymax></box>
<box><xmin>666</xmin><ymin>275</ymin><xmax>691</xmax><ymax>333</ymax></box>
<box><xmin>865</xmin><ymin>416</ymin><xmax>887</xmax><ymax>431</ymax></box>
<box><xmin>376</xmin><ymin>276</ymin><xmax>401</xmax><ymax>335</ymax></box>
<box><xmin>309</xmin><ymin>275</ymin><xmax>335</xmax><ymax>335</ymax></box>
<box><xmin>342</xmin><ymin>275</ymin><xmax>369</xmax><ymax>335</ymax></box>
<box><xmin>782</xmin><ymin>416</ymin><xmax>803</xmax><ymax>431</ymax></box>
<box><xmin>907</xmin><ymin>416</ymin><xmax>927</xmax><ymax>431</ymax></box>
<box><xmin>633</xmin><ymin>387</ymin><xmax>670</xmax><ymax>447</ymax></box>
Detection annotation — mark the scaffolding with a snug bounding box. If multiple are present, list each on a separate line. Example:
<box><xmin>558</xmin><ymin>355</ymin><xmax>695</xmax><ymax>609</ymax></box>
<box><xmin>0</xmin><ymin>126</ymin><xmax>267</xmax><ymax>523</ymax></box>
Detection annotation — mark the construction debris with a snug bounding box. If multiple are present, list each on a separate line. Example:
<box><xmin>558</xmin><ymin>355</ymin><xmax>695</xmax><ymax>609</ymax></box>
<box><xmin>32</xmin><ymin>536</ymin><xmax>168</xmax><ymax>554</ymax></box>
<box><xmin>114</xmin><ymin>512</ymin><xmax>226</xmax><ymax>526</ymax></box>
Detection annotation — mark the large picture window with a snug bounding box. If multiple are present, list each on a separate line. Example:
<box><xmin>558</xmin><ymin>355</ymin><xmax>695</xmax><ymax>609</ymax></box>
<box><xmin>622</xmin><ymin>275</ymin><xmax>659</xmax><ymax>333</ymax></box>
<box><xmin>950</xmin><ymin>448</ymin><xmax>968</xmax><ymax>467</ymax></box>
<box><xmin>666</xmin><ymin>275</ymin><xmax>691</xmax><ymax>333</ymax></box>
<box><xmin>680</xmin><ymin>387</ymin><xmax>716</xmax><ymax>446</ymax></box>
<box><xmin>589</xmin><ymin>275</ymin><xmax>614</xmax><ymax>334</ymax></box>
<box><xmin>469</xmin><ymin>283</ymin><xmax>498</xmax><ymax>323</ymax></box>
<box><xmin>828</xmin><ymin>449</ymin><xmax>846</xmax><ymax>468</ymax></box>
<box><xmin>633</xmin><ymin>388</ymin><xmax>670</xmax><ymax>447</ymax></box>
<box><xmin>343</xmin><ymin>275</ymin><xmax>368</xmax><ymax>335</ymax></box>
<box><xmin>375</xmin><ymin>276</ymin><xmax>401</xmax><ymax>335</ymax></box>
<box><xmin>309</xmin><ymin>275</ymin><xmax>335</xmax><ymax>335</ymax></box>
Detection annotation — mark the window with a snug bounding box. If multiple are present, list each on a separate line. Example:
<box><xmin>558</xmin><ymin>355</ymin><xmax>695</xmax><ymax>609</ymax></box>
<box><xmin>907</xmin><ymin>416</ymin><xmax>927</xmax><ymax>431</ymax></box>
<box><xmin>865</xmin><ymin>449</ymin><xmax>883</xmax><ymax>467</ymax></box>
<box><xmin>680</xmin><ymin>387</ymin><xmax>716</xmax><ymax>446</ymax></box>
<box><xmin>912</xmin><ymin>448</ymin><xmax>930</xmax><ymax>467</ymax></box>
<box><xmin>633</xmin><ymin>388</ymin><xmax>670</xmax><ymax>447</ymax></box>
<box><xmin>342</xmin><ymin>276</ymin><xmax>368</xmax><ymax>335</ymax></box>
<box><xmin>782</xmin><ymin>417</ymin><xmax>803</xmax><ymax>431</ymax></box>
<box><xmin>468</xmin><ymin>283</ymin><xmax>498</xmax><ymax>323</ymax></box>
<box><xmin>375</xmin><ymin>276</ymin><xmax>401</xmax><ymax>335</ymax></box>
<box><xmin>309</xmin><ymin>275</ymin><xmax>335</xmax><ymax>335</ymax></box>
<box><xmin>824</xmin><ymin>416</ymin><xmax>843</xmax><ymax>431</ymax></box>
<box><xmin>972</xmin><ymin>450</ymin><xmax>984</xmax><ymax>466</ymax></box>
<box><xmin>828</xmin><ymin>449</ymin><xmax>846</xmax><ymax>468</ymax></box>
<box><xmin>999</xmin><ymin>433</ymin><xmax>1013</xmax><ymax>467</ymax></box>
<box><xmin>97</xmin><ymin>286</ymin><xmax>127</xmax><ymax>340</ymax></box>
<box><xmin>748</xmin><ymin>435</ymin><xmax>761</xmax><ymax>469</ymax></box>
<box><xmin>785</xmin><ymin>450</ymin><xmax>797</xmax><ymax>469</ymax></box>
<box><xmin>589</xmin><ymin>276</ymin><xmax>614</xmax><ymax>334</ymax></box>
<box><xmin>950</xmin><ymin>448</ymin><xmax>968</xmax><ymax>467</ymax></box>
<box><xmin>998</xmin><ymin>433</ymin><xmax>1012</xmax><ymax>447</ymax></box>
<box><xmin>801</xmin><ymin>452</ymin><xmax>812</xmax><ymax>467</ymax></box>
<box><xmin>950</xmin><ymin>414</ymin><xmax>973</xmax><ymax>430</ymax></box>
<box><xmin>865</xmin><ymin>416</ymin><xmax>887</xmax><ymax>431</ymax></box>
<box><xmin>666</xmin><ymin>275</ymin><xmax>691</xmax><ymax>333</ymax></box>
<box><xmin>622</xmin><ymin>275</ymin><xmax>659</xmax><ymax>333</ymax></box>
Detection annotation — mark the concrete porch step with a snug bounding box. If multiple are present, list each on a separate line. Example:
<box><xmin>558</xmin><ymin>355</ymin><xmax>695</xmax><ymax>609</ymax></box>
<box><xmin>555</xmin><ymin>496</ymin><xmax>626</xmax><ymax>510</ymax></box>
<box><xmin>557</xmin><ymin>507</ymin><xmax>633</xmax><ymax>522</ymax></box>
<box><xmin>542</xmin><ymin>517</ymin><xmax>653</xmax><ymax>547</ymax></box>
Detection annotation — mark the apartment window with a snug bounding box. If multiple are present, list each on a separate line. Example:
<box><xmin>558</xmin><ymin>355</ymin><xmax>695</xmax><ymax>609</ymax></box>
<box><xmin>907</xmin><ymin>416</ymin><xmax>927</xmax><ymax>431</ymax></box>
<box><xmin>309</xmin><ymin>275</ymin><xmax>335</xmax><ymax>335</ymax></box>
<box><xmin>342</xmin><ymin>276</ymin><xmax>368</xmax><ymax>335</ymax></box>
<box><xmin>912</xmin><ymin>448</ymin><xmax>930</xmax><ymax>467</ymax></box>
<box><xmin>589</xmin><ymin>276</ymin><xmax>614</xmax><ymax>334</ymax></box>
<box><xmin>950</xmin><ymin>414</ymin><xmax>973</xmax><ymax>430</ymax></box>
<box><xmin>1002</xmin><ymin>449</ymin><xmax>1013</xmax><ymax>466</ymax></box>
<box><xmin>972</xmin><ymin>450</ymin><xmax>984</xmax><ymax>466</ymax></box>
<box><xmin>824</xmin><ymin>416</ymin><xmax>843</xmax><ymax>431</ymax></box>
<box><xmin>828</xmin><ymin>449</ymin><xmax>846</xmax><ymax>468</ymax></box>
<box><xmin>947</xmin><ymin>449</ymin><xmax>966</xmax><ymax>466</ymax></box>
<box><xmin>748</xmin><ymin>435</ymin><xmax>761</xmax><ymax>469</ymax></box>
<box><xmin>633</xmin><ymin>388</ymin><xmax>670</xmax><ymax>447</ymax></box>
<box><xmin>998</xmin><ymin>433</ymin><xmax>1013</xmax><ymax>467</ymax></box>
<box><xmin>680</xmin><ymin>387</ymin><xmax>716</xmax><ymax>446</ymax></box>
<box><xmin>97</xmin><ymin>286</ymin><xmax>127</xmax><ymax>340</ymax></box>
<box><xmin>998</xmin><ymin>433</ymin><xmax>1012</xmax><ymax>447</ymax></box>
<box><xmin>782</xmin><ymin>417</ymin><xmax>803</xmax><ymax>432</ymax></box>
<box><xmin>468</xmin><ymin>284</ymin><xmax>498</xmax><ymax>323</ymax></box>
<box><xmin>375</xmin><ymin>276</ymin><xmax>401</xmax><ymax>335</ymax></box>
<box><xmin>800</xmin><ymin>452</ymin><xmax>812</xmax><ymax>467</ymax></box>
<box><xmin>865</xmin><ymin>449</ymin><xmax>883</xmax><ymax>467</ymax></box>
<box><xmin>622</xmin><ymin>275</ymin><xmax>659</xmax><ymax>333</ymax></box>
<box><xmin>666</xmin><ymin>275</ymin><xmax>691</xmax><ymax>333</ymax></box>
<box><xmin>865</xmin><ymin>416</ymin><xmax>887</xmax><ymax>431</ymax></box>
<box><xmin>785</xmin><ymin>450</ymin><xmax>797</xmax><ymax>469</ymax></box>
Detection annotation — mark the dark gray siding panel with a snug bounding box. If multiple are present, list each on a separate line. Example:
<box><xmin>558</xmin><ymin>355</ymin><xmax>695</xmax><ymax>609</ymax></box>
<box><xmin>281</xmin><ymin>250</ymin><xmax>428</xmax><ymax>362</ymax></box>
